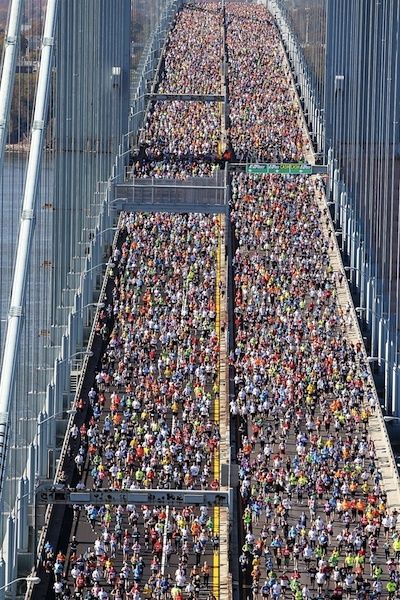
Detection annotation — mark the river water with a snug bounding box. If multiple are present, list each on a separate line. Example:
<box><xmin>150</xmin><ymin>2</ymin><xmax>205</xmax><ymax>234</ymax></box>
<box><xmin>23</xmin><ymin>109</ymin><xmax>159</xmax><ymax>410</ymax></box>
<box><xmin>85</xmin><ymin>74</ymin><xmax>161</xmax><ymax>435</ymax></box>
<box><xmin>0</xmin><ymin>152</ymin><xmax>54</xmax><ymax>346</ymax></box>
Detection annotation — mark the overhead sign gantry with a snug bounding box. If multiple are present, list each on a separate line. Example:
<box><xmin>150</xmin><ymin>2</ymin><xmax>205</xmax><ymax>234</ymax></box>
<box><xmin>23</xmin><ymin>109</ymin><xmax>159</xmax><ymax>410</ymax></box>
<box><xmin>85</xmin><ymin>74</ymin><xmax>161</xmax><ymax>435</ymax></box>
<box><xmin>36</xmin><ymin>485</ymin><xmax>230</xmax><ymax>508</ymax></box>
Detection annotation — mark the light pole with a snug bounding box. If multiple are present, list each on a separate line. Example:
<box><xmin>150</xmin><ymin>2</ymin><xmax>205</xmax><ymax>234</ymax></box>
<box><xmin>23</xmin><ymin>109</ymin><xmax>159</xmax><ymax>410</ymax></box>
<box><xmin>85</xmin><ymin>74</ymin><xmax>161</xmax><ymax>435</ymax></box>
<box><xmin>81</xmin><ymin>302</ymin><xmax>104</xmax><ymax>311</ymax></box>
<box><xmin>35</xmin><ymin>409</ymin><xmax>76</xmax><ymax>478</ymax></box>
<box><xmin>57</xmin><ymin>350</ymin><xmax>93</xmax><ymax>364</ymax></box>
<box><xmin>36</xmin><ymin>407</ymin><xmax>76</xmax><ymax>444</ymax></box>
<box><xmin>36</xmin><ymin>408</ymin><xmax>76</xmax><ymax>430</ymax></box>
<box><xmin>55</xmin><ymin>349</ymin><xmax>94</xmax><ymax>375</ymax></box>
<box><xmin>367</xmin><ymin>354</ymin><xmax>391</xmax><ymax>379</ymax></box>
<box><xmin>106</xmin><ymin>197</ymin><xmax>127</xmax><ymax>216</ymax></box>
<box><xmin>79</xmin><ymin>225</ymin><xmax>117</xmax><ymax>247</ymax></box>
<box><xmin>344</xmin><ymin>264</ymin><xmax>363</xmax><ymax>288</ymax></box>
<box><xmin>77</xmin><ymin>300</ymin><xmax>105</xmax><ymax>329</ymax></box>
<box><xmin>383</xmin><ymin>417</ymin><xmax>400</xmax><ymax>460</ymax></box>
<box><xmin>79</xmin><ymin>263</ymin><xmax>110</xmax><ymax>309</ymax></box>
<box><xmin>19</xmin><ymin>408</ymin><xmax>77</xmax><ymax>480</ymax></box>
<box><xmin>0</xmin><ymin>574</ymin><xmax>40</xmax><ymax>593</ymax></box>
<box><xmin>92</xmin><ymin>226</ymin><xmax>118</xmax><ymax>241</ymax></box>
<box><xmin>355</xmin><ymin>306</ymin><xmax>387</xmax><ymax>320</ymax></box>
<box><xmin>367</xmin><ymin>354</ymin><xmax>397</xmax><ymax>417</ymax></box>
<box><xmin>54</xmin><ymin>349</ymin><xmax>94</xmax><ymax>416</ymax></box>
<box><xmin>81</xmin><ymin>261</ymin><xmax>111</xmax><ymax>281</ymax></box>
<box><xmin>355</xmin><ymin>302</ymin><xmax>388</xmax><ymax>363</ymax></box>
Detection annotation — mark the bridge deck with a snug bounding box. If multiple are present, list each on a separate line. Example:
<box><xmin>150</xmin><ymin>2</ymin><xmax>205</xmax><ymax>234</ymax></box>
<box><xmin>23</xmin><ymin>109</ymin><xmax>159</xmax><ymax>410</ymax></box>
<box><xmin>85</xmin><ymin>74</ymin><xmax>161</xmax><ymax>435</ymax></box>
<box><xmin>29</xmin><ymin>3</ymin><xmax>400</xmax><ymax>600</ymax></box>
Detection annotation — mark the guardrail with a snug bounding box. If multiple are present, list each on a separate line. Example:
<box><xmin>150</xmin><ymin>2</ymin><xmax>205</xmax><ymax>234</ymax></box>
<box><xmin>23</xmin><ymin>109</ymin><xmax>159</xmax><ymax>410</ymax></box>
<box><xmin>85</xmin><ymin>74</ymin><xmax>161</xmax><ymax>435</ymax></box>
<box><xmin>327</xmin><ymin>204</ymin><xmax>400</xmax><ymax>511</ymax></box>
<box><xmin>131</xmin><ymin>0</ymin><xmax>179</xmax><ymax>151</ymax></box>
<box><xmin>267</xmin><ymin>0</ymin><xmax>325</xmax><ymax>156</ymax></box>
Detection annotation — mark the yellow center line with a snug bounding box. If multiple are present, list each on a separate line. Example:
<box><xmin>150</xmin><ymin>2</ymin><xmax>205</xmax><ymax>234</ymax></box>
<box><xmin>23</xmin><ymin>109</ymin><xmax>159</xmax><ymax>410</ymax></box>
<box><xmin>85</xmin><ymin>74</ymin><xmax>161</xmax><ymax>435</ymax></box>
<box><xmin>213</xmin><ymin>215</ymin><xmax>222</xmax><ymax>600</ymax></box>
<box><xmin>218</xmin><ymin>100</ymin><xmax>223</xmax><ymax>158</ymax></box>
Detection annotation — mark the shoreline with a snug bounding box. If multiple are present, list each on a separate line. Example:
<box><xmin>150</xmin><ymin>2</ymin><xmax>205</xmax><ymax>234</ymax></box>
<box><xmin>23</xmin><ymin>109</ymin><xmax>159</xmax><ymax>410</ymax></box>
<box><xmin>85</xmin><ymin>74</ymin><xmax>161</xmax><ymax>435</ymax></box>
<box><xmin>5</xmin><ymin>144</ymin><xmax>30</xmax><ymax>153</ymax></box>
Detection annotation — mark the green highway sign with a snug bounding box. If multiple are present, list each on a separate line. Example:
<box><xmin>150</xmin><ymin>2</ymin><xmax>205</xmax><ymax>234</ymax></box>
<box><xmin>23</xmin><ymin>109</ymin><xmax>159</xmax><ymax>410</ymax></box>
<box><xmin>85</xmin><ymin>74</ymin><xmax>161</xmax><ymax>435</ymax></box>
<box><xmin>246</xmin><ymin>163</ymin><xmax>313</xmax><ymax>175</ymax></box>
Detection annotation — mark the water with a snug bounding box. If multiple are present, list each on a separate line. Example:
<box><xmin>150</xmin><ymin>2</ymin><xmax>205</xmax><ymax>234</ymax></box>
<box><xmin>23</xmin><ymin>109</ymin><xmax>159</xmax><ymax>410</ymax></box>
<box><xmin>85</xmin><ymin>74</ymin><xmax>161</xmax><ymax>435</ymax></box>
<box><xmin>0</xmin><ymin>152</ymin><xmax>54</xmax><ymax>355</ymax></box>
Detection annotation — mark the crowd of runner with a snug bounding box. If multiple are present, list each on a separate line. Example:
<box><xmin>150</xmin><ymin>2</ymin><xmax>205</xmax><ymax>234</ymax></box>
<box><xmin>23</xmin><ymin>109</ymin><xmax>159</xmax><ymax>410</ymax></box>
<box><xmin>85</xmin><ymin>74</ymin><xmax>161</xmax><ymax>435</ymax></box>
<box><xmin>134</xmin><ymin>1</ymin><xmax>307</xmax><ymax>181</ymax></box>
<box><xmin>86</xmin><ymin>212</ymin><xmax>221</xmax><ymax>493</ymax></box>
<box><xmin>39</xmin><ymin>0</ymin><xmax>400</xmax><ymax>599</ymax></box>
<box><xmin>134</xmin><ymin>101</ymin><xmax>221</xmax><ymax>179</ymax></box>
<box><xmin>231</xmin><ymin>172</ymin><xmax>399</xmax><ymax>599</ymax></box>
<box><xmin>158</xmin><ymin>2</ymin><xmax>222</xmax><ymax>95</ymax></box>
<box><xmin>134</xmin><ymin>2</ymin><xmax>223</xmax><ymax>179</ymax></box>
<box><xmin>226</xmin><ymin>4</ymin><xmax>305</xmax><ymax>163</ymax></box>
<box><xmin>46</xmin><ymin>211</ymin><xmax>222</xmax><ymax>600</ymax></box>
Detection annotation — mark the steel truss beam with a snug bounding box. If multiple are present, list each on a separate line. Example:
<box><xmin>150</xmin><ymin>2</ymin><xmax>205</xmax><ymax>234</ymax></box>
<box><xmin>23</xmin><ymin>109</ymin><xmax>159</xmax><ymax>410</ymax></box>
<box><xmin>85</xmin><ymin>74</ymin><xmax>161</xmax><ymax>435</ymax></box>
<box><xmin>36</xmin><ymin>487</ymin><xmax>230</xmax><ymax>508</ymax></box>
<box><xmin>146</xmin><ymin>93</ymin><xmax>224</xmax><ymax>102</ymax></box>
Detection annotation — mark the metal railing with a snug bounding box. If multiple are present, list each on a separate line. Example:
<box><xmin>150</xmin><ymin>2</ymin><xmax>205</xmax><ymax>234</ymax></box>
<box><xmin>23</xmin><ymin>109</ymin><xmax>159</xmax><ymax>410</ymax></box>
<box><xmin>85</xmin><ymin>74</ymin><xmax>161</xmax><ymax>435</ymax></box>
<box><xmin>116</xmin><ymin>172</ymin><xmax>227</xmax><ymax>212</ymax></box>
<box><xmin>327</xmin><ymin>205</ymin><xmax>400</xmax><ymax>512</ymax></box>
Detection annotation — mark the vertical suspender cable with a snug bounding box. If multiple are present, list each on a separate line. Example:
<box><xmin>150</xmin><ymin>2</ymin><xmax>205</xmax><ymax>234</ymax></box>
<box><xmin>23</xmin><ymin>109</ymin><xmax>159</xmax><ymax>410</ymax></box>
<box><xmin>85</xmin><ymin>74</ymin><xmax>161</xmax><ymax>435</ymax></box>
<box><xmin>0</xmin><ymin>0</ymin><xmax>24</xmax><ymax>165</ymax></box>
<box><xmin>0</xmin><ymin>0</ymin><xmax>59</xmax><ymax>498</ymax></box>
